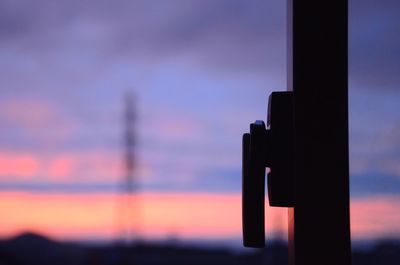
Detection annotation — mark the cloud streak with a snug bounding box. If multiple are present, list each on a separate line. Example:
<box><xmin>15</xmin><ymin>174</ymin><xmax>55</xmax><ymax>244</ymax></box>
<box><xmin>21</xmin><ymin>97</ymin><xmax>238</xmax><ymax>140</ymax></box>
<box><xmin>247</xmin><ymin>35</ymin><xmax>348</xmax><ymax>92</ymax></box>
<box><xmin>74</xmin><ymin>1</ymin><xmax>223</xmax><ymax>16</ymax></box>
<box><xmin>1</xmin><ymin>191</ymin><xmax>399</xmax><ymax>241</ymax></box>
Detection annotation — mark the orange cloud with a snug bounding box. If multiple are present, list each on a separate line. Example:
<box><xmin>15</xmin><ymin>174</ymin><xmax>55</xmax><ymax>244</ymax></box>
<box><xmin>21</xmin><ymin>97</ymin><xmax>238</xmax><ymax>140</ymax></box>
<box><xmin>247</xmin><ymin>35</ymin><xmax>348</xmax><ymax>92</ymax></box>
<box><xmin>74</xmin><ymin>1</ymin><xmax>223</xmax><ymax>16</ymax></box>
<box><xmin>0</xmin><ymin>192</ymin><xmax>287</xmax><ymax>241</ymax></box>
<box><xmin>0</xmin><ymin>192</ymin><xmax>398</xmax><ymax>242</ymax></box>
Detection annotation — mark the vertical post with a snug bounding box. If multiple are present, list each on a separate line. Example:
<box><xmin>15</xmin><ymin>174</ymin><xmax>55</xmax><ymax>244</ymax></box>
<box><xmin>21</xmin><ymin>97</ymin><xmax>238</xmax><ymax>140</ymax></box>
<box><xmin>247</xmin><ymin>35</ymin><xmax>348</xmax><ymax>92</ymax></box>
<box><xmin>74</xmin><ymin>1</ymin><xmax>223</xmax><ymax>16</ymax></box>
<box><xmin>287</xmin><ymin>1</ymin><xmax>351</xmax><ymax>265</ymax></box>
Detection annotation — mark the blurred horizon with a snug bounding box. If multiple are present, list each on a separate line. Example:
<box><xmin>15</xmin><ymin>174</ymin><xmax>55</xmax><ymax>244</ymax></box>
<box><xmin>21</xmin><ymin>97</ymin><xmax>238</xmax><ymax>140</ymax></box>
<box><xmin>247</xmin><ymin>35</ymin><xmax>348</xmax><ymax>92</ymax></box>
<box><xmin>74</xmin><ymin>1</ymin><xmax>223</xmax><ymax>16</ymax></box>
<box><xmin>0</xmin><ymin>0</ymin><xmax>400</xmax><ymax>245</ymax></box>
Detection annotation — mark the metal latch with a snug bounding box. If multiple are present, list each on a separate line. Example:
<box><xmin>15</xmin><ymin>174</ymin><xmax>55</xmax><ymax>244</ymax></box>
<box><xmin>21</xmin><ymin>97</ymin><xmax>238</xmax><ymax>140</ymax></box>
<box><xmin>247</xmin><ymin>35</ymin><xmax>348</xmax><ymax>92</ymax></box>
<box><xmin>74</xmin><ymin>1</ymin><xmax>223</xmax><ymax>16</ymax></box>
<box><xmin>242</xmin><ymin>91</ymin><xmax>295</xmax><ymax>248</ymax></box>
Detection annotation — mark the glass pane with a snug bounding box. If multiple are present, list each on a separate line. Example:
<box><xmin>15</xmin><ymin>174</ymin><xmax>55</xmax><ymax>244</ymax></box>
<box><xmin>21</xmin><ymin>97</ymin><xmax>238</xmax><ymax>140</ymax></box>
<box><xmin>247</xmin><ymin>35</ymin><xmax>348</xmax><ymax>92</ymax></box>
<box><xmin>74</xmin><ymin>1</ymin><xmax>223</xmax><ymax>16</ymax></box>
<box><xmin>0</xmin><ymin>1</ymin><xmax>286</xmax><ymax>265</ymax></box>
<box><xmin>349</xmin><ymin>0</ymin><xmax>400</xmax><ymax>262</ymax></box>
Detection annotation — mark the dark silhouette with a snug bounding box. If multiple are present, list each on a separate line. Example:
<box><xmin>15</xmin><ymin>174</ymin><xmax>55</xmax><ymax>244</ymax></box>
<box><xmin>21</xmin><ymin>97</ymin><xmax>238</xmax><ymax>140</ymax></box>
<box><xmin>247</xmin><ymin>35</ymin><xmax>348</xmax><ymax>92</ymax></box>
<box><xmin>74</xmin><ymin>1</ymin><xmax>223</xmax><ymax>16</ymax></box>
<box><xmin>0</xmin><ymin>233</ymin><xmax>399</xmax><ymax>265</ymax></box>
<box><xmin>242</xmin><ymin>1</ymin><xmax>350</xmax><ymax>265</ymax></box>
<box><xmin>0</xmin><ymin>232</ymin><xmax>287</xmax><ymax>265</ymax></box>
<box><xmin>242</xmin><ymin>92</ymin><xmax>295</xmax><ymax>248</ymax></box>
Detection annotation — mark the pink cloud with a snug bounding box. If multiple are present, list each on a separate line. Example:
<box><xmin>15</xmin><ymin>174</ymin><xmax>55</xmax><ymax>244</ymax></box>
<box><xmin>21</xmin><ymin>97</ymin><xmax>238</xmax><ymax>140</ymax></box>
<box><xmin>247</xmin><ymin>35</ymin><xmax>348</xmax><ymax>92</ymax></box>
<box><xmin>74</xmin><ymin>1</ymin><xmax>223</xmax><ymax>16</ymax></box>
<box><xmin>47</xmin><ymin>156</ymin><xmax>75</xmax><ymax>181</ymax></box>
<box><xmin>351</xmin><ymin>195</ymin><xmax>400</xmax><ymax>239</ymax></box>
<box><xmin>0</xmin><ymin>153</ymin><xmax>39</xmax><ymax>179</ymax></box>
<box><xmin>0</xmin><ymin>150</ymin><xmax>122</xmax><ymax>182</ymax></box>
<box><xmin>0</xmin><ymin>149</ymin><xmax>159</xmax><ymax>184</ymax></box>
<box><xmin>141</xmin><ymin>111</ymin><xmax>211</xmax><ymax>144</ymax></box>
<box><xmin>0</xmin><ymin>98</ymin><xmax>76</xmax><ymax>148</ymax></box>
<box><xmin>0</xmin><ymin>98</ymin><xmax>56</xmax><ymax>129</ymax></box>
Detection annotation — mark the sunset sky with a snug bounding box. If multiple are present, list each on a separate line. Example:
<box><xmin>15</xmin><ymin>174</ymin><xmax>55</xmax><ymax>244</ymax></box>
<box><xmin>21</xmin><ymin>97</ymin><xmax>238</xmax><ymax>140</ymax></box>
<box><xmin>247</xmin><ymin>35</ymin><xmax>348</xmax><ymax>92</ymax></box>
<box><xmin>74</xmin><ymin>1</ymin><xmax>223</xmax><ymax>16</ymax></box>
<box><xmin>0</xmin><ymin>0</ymin><xmax>399</xmax><ymax>243</ymax></box>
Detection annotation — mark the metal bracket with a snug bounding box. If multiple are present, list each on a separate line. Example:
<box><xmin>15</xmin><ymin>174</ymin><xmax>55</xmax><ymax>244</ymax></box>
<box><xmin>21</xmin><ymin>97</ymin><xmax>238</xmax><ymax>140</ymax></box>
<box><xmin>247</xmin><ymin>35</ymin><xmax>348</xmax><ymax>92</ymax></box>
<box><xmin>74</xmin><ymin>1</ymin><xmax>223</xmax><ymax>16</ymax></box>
<box><xmin>242</xmin><ymin>91</ymin><xmax>295</xmax><ymax>248</ymax></box>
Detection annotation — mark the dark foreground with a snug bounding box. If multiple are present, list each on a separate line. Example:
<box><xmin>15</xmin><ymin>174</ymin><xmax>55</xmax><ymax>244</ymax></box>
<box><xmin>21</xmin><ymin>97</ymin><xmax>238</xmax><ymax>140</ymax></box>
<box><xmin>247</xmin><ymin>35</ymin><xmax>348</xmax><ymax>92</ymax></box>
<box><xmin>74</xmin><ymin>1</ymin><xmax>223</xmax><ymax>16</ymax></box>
<box><xmin>0</xmin><ymin>233</ymin><xmax>399</xmax><ymax>265</ymax></box>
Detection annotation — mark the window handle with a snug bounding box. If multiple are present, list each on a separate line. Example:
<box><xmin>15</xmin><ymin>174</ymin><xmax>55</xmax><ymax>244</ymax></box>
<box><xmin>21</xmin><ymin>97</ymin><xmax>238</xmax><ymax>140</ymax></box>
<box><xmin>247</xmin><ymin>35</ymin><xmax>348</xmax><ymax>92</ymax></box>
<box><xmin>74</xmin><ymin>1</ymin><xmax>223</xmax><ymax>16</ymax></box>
<box><xmin>242</xmin><ymin>91</ymin><xmax>295</xmax><ymax>248</ymax></box>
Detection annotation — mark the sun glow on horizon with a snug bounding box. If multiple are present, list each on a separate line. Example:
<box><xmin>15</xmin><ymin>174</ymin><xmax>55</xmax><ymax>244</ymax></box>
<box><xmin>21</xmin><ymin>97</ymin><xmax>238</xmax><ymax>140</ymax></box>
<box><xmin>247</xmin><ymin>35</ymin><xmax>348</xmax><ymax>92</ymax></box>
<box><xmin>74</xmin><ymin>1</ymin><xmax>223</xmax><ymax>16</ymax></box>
<box><xmin>0</xmin><ymin>191</ymin><xmax>399</xmax><ymax>242</ymax></box>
